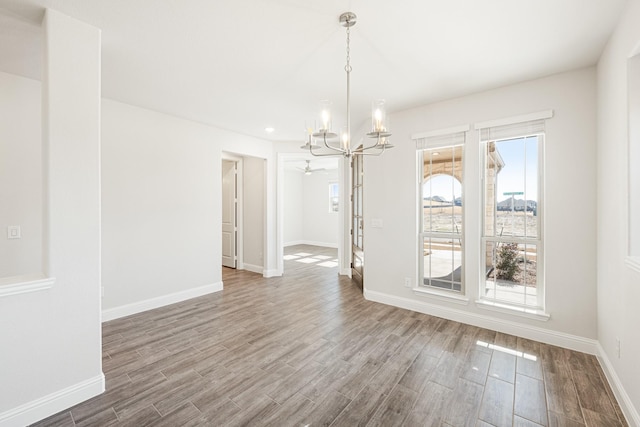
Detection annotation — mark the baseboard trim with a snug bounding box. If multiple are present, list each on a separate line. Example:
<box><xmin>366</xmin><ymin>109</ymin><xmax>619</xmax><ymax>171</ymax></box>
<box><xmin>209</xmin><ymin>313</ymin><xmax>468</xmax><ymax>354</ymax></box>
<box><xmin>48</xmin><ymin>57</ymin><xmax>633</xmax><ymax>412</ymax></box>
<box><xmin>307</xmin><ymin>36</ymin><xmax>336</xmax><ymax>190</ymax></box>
<box><xmin>242</xmin><ymin>263</ymin><xmax>263</xmax><ymax>274</ymax></box>
<box><xmin>284</xmin><ymin>240</ymin><xmax>338</xmax><ymax>249</ymax></box>
<box><xmin>596</xmin><ymin>343</ymin><xmax>640</xmax><ymax>426</ymax></box>
<box><xmin>102</xmin><ymin>282</ymin><xmax>223</xmax><ymax>322</ymax></box>
<box><xmin>0</xmin><ymin>373</ymin><xmax>104</xmax><ymax>427</ymax></box>
<box><xmin>363</xmin><ymin>289</ymin><xmax>599</xmax><ymax>354</ymax></box>
<box><xmin>263</xmin><ymin>269</ymin><xmax>281</xmax><ymax>278</ymax></box>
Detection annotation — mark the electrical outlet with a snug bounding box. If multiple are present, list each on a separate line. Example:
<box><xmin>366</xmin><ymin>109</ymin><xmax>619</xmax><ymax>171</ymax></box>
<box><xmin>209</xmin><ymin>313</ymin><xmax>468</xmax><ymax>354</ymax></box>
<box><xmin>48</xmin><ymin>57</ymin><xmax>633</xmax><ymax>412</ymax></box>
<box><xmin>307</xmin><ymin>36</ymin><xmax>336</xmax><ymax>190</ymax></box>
<box><xmin>616</xmin><ymin>338</ymin><xmax>621</xmax><ymax>358</ymax></box>
<box><xmin>7</xmin><ymin>226</ymin><xmax>20</xmax><ymax>239</ymax></box>
<box><xmin>404</xmin><ymin>277</ymin><xmax>412</xmax><ymax>288</ymax></box>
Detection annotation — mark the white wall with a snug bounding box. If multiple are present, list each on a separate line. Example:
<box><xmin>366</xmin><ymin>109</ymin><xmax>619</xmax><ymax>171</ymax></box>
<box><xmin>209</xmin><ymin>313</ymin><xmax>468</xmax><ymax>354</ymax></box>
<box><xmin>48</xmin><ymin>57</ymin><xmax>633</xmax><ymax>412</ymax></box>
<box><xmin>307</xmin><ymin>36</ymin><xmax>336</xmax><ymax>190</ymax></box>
<box><xmin>101</xmin><ymin>99</ymin><xmax>276</xmax><ymax>317</ymax></box>
<box><xmin>302</xmin><ymin>169</ymin><xmax>339</xmax><ymax>247</ymax></box>
<box><xmin>282</xmin><ymin>168</ymin><xmax>339</xmax><ymax>248</ymax></box>
<box><xmin>243</xmin><ymin>156</ymin><xmax>265</xmax><ymax>270</ymax></box>
<box><xmin>363</xmin><ymin>67</ymin><xmax>599</xmax><ymax>346</ymax></box>
<box><xmin>0</xmin><ymin>72</ymin><xmax>42</xmax><ymax>278</ymax></box>
<box><xmin>283</xmin><ymin>169</ymin><xmax>304</xmax><ymax>245</ymax></box>
<box><xmin>0</xmin><ymin>10</ymin><xmax>103</xmax><ymax>425</ymax></box>
<box><xmin>597</xmin><ymin>0</ymin><xmax>640</xmax><ymax>422</ymax></box>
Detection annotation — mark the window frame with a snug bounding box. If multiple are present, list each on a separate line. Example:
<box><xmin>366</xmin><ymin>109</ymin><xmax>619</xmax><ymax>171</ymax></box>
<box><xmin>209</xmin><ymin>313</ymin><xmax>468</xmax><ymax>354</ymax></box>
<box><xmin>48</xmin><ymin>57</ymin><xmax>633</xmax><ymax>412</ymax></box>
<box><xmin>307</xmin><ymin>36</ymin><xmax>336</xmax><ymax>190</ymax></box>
<box><xmin>480</xmin><ymin>133</ymin><xmax>545</xmax><ymax>312</ymax></box>
<box><xmin>328</xmin><ymin>181</ymin><xmax>339</xmax><ymax>213</ymax></box>
<box><xmin>413</xmin><ymin>125</ymin><xmax>469</xmax><ymax>298</ymax></box>
<box><xmin>627</xmin><ymin>50</ymin><xmax>640</xmax><ymax>273</ymax></box>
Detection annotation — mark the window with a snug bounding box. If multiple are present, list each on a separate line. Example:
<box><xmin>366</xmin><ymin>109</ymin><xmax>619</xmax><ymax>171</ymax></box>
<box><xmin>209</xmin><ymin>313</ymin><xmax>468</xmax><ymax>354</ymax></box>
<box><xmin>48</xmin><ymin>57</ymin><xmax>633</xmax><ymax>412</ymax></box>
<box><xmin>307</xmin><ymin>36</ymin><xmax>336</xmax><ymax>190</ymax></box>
<box><xmin>478</xmin><ymin>112</ymin><xmax>551</xmax><ymax>312</ymax></box>
<box><xmin>628</xmin><ymin>52</ymin><xmax>640</xmax><ymax>272</ymax></box>
<box><xmin>329</xmin><ymin>182</ymin><xmax>339</xmax><ymax>212</ymax></box>
<box><xmin>415</xmin><ymin>126</ymin><xmax>467</xmax><ymax>294</ymax></box>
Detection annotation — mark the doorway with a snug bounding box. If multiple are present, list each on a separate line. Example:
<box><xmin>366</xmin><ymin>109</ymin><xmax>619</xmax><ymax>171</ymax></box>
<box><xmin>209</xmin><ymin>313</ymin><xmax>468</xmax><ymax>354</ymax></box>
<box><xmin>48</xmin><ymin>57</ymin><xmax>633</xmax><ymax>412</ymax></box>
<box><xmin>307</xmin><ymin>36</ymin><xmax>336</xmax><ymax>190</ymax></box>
<box><xmin>221</xmin><ymin>159</ymin><xmax>237</xmax><ymax>268</ymax></box>
<box><xmin>277</xmin><ymin>154</ymin><xmax>344</xmax><ymax>276</ymax></box>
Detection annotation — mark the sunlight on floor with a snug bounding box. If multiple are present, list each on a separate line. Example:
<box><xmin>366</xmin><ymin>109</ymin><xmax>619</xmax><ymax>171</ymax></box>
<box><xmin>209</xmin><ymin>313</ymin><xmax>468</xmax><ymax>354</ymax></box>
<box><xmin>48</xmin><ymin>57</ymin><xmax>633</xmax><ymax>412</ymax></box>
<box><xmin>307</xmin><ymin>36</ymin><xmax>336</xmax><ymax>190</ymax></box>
<box><xmin>285</xmin><ymin>249</ymin><xmax>339</xmax><ymax>268</ymax></box>
<box><xmin>317</xmin><ymin>260</ymin><xmax>338</xmax><ymax>268</ymax></box>
<box><xmin>476</xmin><ymin>340</ymin><xmax>537</xmax><ymax>361</ymax></box>
<box><xmin>296</xmin><ymin>258</ymin><xmax>320</xmax><ymax>264</ymax></box>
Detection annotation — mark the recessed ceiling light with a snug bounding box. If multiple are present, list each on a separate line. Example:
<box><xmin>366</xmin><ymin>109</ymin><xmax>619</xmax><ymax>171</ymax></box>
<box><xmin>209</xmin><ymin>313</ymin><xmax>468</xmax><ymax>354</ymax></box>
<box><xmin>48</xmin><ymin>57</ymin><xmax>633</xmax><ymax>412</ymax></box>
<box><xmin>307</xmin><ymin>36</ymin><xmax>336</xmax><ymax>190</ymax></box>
<box><xmin>265</xmin><ymin>127</ymin><xmax>275</xmax><ymax>133</ymax></box>
<box><xmin>433</xmin><ymin>152</ymin><xmax>440</xmax><ymax>156</ymax></box>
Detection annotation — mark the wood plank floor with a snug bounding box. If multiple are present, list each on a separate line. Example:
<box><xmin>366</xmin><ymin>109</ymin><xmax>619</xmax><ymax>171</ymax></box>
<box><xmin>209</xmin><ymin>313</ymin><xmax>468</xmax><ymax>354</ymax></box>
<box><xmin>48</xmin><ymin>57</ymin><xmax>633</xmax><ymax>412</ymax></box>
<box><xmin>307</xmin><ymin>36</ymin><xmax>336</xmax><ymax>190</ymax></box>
<box><xmin>32</xmin><ymin>245</ymin><xmax>627</xmax><ymax>426</ymax></box>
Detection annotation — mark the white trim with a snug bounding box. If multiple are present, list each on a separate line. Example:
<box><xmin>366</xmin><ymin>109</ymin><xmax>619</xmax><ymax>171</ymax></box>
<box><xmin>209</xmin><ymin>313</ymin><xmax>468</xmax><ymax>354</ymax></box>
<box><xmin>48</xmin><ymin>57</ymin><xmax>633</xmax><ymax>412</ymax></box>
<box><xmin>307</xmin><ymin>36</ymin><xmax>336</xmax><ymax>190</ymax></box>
<box><xmin>101</xmin><ymin>282</ymin><xmax>223</xmax><ymax>322</ymax></box>
<box><xmin>0</xmin><ymin>373</ymin><xmax>104</xmax><ymax>427</ymax></box>
<box><xmin>413</xmin><ymin>287</ymin><xmax>470</xmax><ymax>305</ymax></box>
<box><xmin>474</xmin><ymin>110</ymin><xmax>554</xmax><ymax>130</ymax></box>
<box><xmin>284</xmin><ymin>240</ymin><xmax>338</xmax><ymax>249</ymax></box>
<box><xmin>411</xmin><ymin>124</ymin><xmax>470</xmax><ymax>141</ymax></box>
<box><xmin>263</xmin><ymin>268</ymin><xmax>281</xmax><ymax>278</ymax></box>
<box><xmin>363</xmin><ymin>289</ymin><xmax>598</xmax><ymax>354</ymax></box>
<box><xmin>475</xmin><ymin>299</ymin><xmax>550</xmax><ymax>321</ymax></box>
<box><xmin>340</xmin><ymin>268</ymin><xmax>352</xmax><ymax>276</ymax></box>
<box><xmin>626</xmin><ymin>256</ymin><xmax>640</xmax><ymax>274</ymax></box>
<box><xmin>242</xmin><ymin>263</ymin><xmax>263</xmax><ymax>274</ymax></box>
<box><xmin>0</xmin><ymin>274</ymin><xmax>56</xmax><ymax>297</ymax></box>
<box><xmin>596</xmin><ymin>343</ymin><xmax>640</xmax><ymax>426</ymax></box>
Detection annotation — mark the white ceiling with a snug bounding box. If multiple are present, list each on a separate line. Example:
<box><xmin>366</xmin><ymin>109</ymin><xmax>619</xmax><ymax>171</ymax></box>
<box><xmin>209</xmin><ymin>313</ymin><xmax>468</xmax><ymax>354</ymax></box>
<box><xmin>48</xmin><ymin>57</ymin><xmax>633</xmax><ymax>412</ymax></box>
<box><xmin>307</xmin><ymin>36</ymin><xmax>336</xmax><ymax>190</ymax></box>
<box><xmin>0</xmin><ymin>0</ymin><xmax>627</xmax><ymax>143</ymax></box>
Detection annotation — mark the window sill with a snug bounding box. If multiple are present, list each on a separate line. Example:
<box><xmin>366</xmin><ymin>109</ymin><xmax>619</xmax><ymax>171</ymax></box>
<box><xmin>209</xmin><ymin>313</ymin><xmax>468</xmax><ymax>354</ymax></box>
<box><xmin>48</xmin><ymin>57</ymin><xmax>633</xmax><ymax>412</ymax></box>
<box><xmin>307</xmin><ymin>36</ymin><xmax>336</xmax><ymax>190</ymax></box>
<box><xmin>0</xmin><ymin>273</ymin><xmax>56</xmax><ymax>298</ymax></box>
<box><xmin>625</xmin><ymin>256</ymin><xmax>640</xmax><ymax>274</ymax></box>
<box><xmin>475</xmin><ymin>299</ymin><xmax>550</xmax><ymax>321</ymax></box>
<box><xmin>413</xmin><ymin>287</ymin><xmax>470</xmax><ymax>305</ymax></box>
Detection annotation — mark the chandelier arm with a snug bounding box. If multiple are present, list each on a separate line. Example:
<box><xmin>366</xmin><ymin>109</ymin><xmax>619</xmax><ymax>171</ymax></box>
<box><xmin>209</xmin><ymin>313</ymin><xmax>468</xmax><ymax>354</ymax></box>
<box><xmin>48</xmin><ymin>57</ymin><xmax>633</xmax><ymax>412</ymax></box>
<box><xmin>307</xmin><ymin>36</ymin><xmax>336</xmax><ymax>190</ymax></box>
<box><xmin>352</xmin><ymin>135</ymin><xmax>387</xmax><ymax>153</ymax></box>
<box><xmin>322</xmin><ymin>134</ymin><xmax>347</xmax><ymax>153</ymax></box>
<box><xmin>309</xmin><ymin>150</ymin><xmax>346</xmax><ymax>157</ymax></box>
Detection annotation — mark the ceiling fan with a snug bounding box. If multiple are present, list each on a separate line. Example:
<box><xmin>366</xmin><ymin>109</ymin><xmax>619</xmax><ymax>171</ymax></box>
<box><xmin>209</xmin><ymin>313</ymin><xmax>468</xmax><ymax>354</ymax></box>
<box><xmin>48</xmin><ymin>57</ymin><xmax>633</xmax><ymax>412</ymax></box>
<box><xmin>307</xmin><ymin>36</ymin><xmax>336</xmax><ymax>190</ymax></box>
<box><xmin>298</xmin><ymin>160</ymin><xmax>325</xmax><ymax>175</ymax></box>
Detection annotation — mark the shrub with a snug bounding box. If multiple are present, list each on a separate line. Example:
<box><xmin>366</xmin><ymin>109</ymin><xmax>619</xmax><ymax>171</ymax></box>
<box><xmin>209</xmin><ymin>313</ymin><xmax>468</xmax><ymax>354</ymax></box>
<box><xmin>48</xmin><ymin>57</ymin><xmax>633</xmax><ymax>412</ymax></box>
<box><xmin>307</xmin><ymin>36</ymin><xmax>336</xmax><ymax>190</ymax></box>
<box><xmin>496</xmin><ymin>243</ymin><xmax>520</xmax><ymax>281</ymax></box>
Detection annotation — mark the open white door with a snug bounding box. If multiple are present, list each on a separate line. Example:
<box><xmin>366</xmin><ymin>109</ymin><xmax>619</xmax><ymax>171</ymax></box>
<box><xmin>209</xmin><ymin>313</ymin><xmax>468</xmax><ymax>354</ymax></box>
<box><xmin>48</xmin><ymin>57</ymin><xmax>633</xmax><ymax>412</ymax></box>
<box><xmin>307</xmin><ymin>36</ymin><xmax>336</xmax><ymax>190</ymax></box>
<box><xmin>222</xmin><ymin>159</ymin><xmax>237</xmax><ymax>268</ymax></box>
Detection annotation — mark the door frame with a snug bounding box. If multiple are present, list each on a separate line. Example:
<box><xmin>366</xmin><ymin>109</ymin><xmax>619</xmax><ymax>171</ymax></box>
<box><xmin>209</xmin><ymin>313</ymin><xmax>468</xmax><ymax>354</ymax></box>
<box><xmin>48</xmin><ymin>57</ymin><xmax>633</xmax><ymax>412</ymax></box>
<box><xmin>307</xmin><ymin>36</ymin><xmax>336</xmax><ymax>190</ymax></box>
<box><xmin>221</xmin><ymin>153</ymin><xmax>244</xmax><ymax>269</ymax></box>
<box><xmin>275</xmin><ymin>152</ymin><xmax>348</xmax><ymax>276</ymax></box>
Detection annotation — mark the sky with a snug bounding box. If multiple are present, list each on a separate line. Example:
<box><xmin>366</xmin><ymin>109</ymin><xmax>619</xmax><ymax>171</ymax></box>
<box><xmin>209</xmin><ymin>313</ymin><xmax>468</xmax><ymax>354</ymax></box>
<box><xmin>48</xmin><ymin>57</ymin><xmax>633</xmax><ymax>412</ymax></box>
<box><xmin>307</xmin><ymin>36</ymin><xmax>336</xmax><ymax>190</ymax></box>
<box><xmin>424</xmin><ymin>136</ymin><xmax>539</xmax><ymax>203</ymax></box>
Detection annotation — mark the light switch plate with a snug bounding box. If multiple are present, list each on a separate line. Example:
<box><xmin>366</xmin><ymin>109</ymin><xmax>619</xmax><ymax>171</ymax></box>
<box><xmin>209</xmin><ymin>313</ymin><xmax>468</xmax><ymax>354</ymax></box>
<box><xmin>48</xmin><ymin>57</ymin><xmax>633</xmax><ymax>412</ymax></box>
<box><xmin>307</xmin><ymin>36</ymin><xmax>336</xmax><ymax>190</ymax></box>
<box><xmin>371</xmin><ymin>218</ymin><xmax>383</xmax><ymax>228</ymax></box>
<box><xmin>7</xmin><ymin>226</ymin><xmax>21</xmax><ymax>239</ymax></box>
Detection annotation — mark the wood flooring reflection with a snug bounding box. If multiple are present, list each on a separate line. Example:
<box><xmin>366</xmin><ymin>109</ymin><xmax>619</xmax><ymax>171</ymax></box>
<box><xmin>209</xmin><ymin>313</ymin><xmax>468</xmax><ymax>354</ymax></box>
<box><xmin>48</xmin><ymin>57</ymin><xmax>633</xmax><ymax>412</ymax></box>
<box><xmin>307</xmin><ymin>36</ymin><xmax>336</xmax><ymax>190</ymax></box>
<box><xmin>32</xmin><ymin>245</ymin><xmax>626</xmax><ymax>426</ymax></box>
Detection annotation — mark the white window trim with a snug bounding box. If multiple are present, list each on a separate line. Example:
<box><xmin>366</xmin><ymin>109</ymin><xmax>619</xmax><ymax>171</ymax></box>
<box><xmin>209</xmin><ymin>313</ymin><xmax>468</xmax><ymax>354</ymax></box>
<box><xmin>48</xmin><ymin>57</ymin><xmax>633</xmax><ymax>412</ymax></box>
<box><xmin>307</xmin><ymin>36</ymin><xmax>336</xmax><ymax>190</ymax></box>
<box><xmin>474</xmin><ymin>110</ymin><xmax>553</xmax><ymax>131</ymax></box>
<box><xmin>415</xmin><ymin>125</ymin><xmax>468</xmax><ymax>298</ymax></box>
<box><xmin>479</xmin><ymin>129</ymin><xmax>547</xmax><ymax>313</ymax></box>
<box><xmin>413</xmin><ymin>286</ymin><xmax>470</xmax><ymax>305</ymax></box>
<box><xmin>475</xmin><ymin>299</ymin><xmax>550</xmax><ymax>321</ymax></box>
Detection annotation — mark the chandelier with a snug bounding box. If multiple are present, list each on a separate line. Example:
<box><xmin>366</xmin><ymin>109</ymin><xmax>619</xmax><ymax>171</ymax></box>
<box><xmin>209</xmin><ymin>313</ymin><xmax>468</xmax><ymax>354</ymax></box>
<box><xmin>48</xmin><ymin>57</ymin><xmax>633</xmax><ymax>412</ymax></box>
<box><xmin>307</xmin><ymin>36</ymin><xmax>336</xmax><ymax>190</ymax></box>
<box><xmin>301</xmin><ymin>12</ymin><xmax>393</xmax><ymax>157</ymax></box>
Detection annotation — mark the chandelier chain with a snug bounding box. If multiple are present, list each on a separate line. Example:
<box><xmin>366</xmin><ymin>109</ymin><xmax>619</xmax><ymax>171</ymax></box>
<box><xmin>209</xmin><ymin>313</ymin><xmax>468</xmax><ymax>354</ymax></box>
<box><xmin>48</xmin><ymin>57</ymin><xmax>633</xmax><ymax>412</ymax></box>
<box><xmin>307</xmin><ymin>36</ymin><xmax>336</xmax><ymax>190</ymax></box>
<box><xmin>345</xmin><ymin>24</ymin><xmax>352</xmax><ymax>73</ymax></box>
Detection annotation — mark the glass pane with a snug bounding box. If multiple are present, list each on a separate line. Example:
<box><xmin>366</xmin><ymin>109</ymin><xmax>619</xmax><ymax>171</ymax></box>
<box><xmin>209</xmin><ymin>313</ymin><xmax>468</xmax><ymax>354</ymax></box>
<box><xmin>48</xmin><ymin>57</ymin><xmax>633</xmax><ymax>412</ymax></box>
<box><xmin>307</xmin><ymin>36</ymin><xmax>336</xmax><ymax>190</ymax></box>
<box><xmin>484</xmin><ymin>241</ymin><xmax>538</xmax><ymax>307</ymax></box>
<box><xmin>487</xmin><ymin>136</ymin><xmax>538</xmax><ymax>238</ymax></box>
<box><xmin>422</xmin><ymin>147</ymin><xmax>463</xmax><ymax>234</ymax></box>
<box><xmin>422</xmin><ymin>236</ymin><xmax>462</xmax><ymax>292</ymax></box>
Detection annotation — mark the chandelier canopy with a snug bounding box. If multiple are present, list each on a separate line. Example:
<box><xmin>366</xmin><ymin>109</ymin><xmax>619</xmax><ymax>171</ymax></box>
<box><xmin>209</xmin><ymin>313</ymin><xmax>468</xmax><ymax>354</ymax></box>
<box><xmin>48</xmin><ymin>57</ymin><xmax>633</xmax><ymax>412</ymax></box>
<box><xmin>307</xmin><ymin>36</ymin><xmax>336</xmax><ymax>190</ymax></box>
<box><xmin>301</xmin><ymin>12</ymin><xmax>393</xmax><ymax>158</ymax></box>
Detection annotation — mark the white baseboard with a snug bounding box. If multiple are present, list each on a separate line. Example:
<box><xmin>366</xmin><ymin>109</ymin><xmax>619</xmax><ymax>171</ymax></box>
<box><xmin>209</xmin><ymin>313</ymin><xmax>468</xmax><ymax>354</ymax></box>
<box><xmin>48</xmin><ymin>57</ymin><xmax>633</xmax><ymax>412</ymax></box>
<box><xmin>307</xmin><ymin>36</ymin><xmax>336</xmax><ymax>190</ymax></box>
<box><xmin>596</xmin><ymin>343</ymin><xmax>640</xmax><ymax>427</ymax></box>
<box><xmin>263</xmin><ymin>269</ymin><xmax>281</xmax><ymax>278</ymax></box>
<box><xmin>340</xmin><ymin>268</ymin><xmax>352</xmax><ymax>276</ymax></box>
<box><xmin>284</xmin><ymin>240</ymin><xmax>338</xmax><ymax>249</ymax></box>
<box><xmin>363</xmin><ymin>289</ymin><xmax>599</xmax><ymax>355</ymax></box>
<box><xmin>242</xmin><ymin>263</ymin><xmax>263</xmax><ymax>274</ymax></box>
<box><xmin>102</xmin><ymin>282</ymin><xmax>223</xmax><ymax>322</ymax></box>
<box><xmin>0</xmin><ymin>373</ymin><xmax>104</xmax><ymax>427</ymax></box>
